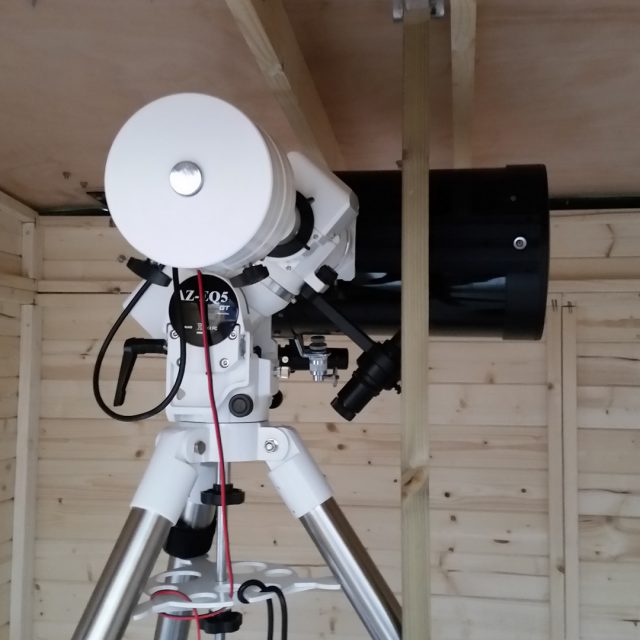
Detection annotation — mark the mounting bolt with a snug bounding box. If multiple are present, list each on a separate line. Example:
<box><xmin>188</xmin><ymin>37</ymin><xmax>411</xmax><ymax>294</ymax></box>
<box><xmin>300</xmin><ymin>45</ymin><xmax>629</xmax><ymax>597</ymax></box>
<box><xmin>229</xmin><ymin>331</ymin><xmax>237</xmax><ymax>340</ymax></box>
<box><xmin>219</xmin><ymin>358</ymin><xmax>229</xmax><ymax>368</ymax></box>
<box><xmin>264</xmin><ymin>439</ymin><xmax>279</xmax><ymax>453</ymax></box>
<box><xmin>513</xmin><ymin>236</ymin><xmax>527</xmax><ymax>250</ymax></box>
<box><xmin>194</xmin><ymin>441</ymin><xmax>206</xmax><ymax>455</ymax></box>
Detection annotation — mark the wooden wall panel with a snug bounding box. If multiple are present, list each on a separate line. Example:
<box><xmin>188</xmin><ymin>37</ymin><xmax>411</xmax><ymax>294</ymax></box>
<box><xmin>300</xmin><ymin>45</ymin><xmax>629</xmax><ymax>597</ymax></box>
<box><xmin>572</xmin><ymin>291</ymin><xmax>640</xmax><ymax>638</ymax></box>
<box><xmin>31</xmin><ymin>210</ymin><xmax>640</xmax><ymax>639</ymax></box>
<box><xmin>0</xmin><ymin>215</ymin><xmax>24</xmax><ymax>637</ymax></box>
<box><xmin>38</xmin><ymin>209</ymin><xmax>640</xmax><ymax>291</ymax></box>
<box><xmin>33</xmin><ymin>216</ymin><xmax>555</xmax><ymax>639</ymax></box>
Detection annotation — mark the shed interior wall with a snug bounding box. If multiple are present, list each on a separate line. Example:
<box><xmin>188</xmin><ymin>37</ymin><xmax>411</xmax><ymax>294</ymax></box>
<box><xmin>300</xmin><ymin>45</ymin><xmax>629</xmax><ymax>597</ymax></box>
<box><xmin>10</xmin><ymin>210</ymin><xmax>636</xmax><ymax>639</ymax></box>
<box><xmin>0</xmin><ymin>209</ymin><xmax>35</xmax><ymax>640</ymax></box>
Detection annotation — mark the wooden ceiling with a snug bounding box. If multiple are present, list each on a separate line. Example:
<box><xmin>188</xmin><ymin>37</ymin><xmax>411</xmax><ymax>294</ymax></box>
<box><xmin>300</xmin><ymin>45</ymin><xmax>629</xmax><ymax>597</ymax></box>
<box><xmin>1</xmin><ymin>0</ymin><xmax>640</xmax><ymax>208</ymax></box>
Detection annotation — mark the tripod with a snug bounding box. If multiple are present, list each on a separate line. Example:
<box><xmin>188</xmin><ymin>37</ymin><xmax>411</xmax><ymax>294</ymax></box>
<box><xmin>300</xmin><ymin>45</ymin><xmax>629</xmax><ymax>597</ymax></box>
<box><xmin>71</xmin><ymin>419</ymin><xmax>401</xmax><ymax>639</ymax></box>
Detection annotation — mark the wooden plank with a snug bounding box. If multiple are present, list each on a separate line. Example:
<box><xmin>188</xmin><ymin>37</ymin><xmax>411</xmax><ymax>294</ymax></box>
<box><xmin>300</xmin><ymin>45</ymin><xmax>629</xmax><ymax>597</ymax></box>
<box><xmin>225</xmin><ymin>0</ymin><xmax>343</xmax><ymax>168</ymax></box>
<box><xmin>550</xmin><ymin>256</ymin><xmax>640</xmax><ymax>280</ymax></box>
<box><xmin>0</xmin><ymin>581</ymin><xmax>8</xmax><ymax>627</ymax></box>
<box><xmin>40</xmin><ymin>226</ymin><xmax>137</xmax><ymax>261</ymax></box>
<box><xmin>37</xmin><ymin>458</ymin><xmax>547</xmax><ymax>513</ymax></box>
<box><xmin>551</xmin><ymin>216</ymin><xmax>640</xmax><ymax>259</ymax></box>
<box><xmin>0</xmin><ymin>285</ymin><xmax>34</xmax><ymax>305</ymax></box>
<box><xmin>40</xmin><ymin>338</ymin><xmax>546</xmax><ymax>385</ymax></box>
<box><xmin>36</xmin><ymin>539</ymin><xmax>548</xmax><ymax>586</ymax></box>
<box><xmin>0</xmin><ymin>302</ymin><xmax>20</xmax><ymax>338</ymax></box>
<box><xmin>579</xmin><ymin>473</ymin><xmax>640</xmax><ymax>517</ymax></box>
<box><xmin>36</xmin><ymin>499</ymin><xmax>548</xmax><ymax>556</ymax></box>
<box><xmin>0</xmin><ymin>275</ymin><xmax>35</xmax><ymax>292</ymax></box>
<box><xmin>40</xmin><ymin>378</ymin><xmax>549</xmax><ymax>425</ymax></box>
<box><xmin>38</xmin><ymin>216</ymin><xmax>112</xmax><ymax>228</ymax></box>
<box><xmin>450</xmin><ymin>0</ymin><xmax>476</xmax><ymax>168</ymax></box>
<box><xmin>0</xmin><ymin>337</ymin><xmax>19</xmax><ymax>378</ymax></box>
<box><xmin>0</xmin><ymin>379</ymin><xmax>18</xmax><ymax>420</ymax></box>
<box><xmin>577</xmin><ymin>386</ymin><xmax>640</xmax><ymax>429</ymax></box>
<box><xmin>38</xmin><ymin>418</ymin><xmax>548</xmax><ymax>471</ymax></box>
<box><xmin>546</xmin><ymin>298</ymin><xmax>565</xmax><ymax>640</ymax></box>
<box><xmin>580</xmin><ymin>561</ymin><xmax>640</xmax><ymax>608</ymax></box>
<box><xmin>32</xmin><ymin>595</ymin><xmax>550</xmax><ymax>640</ymax></box>
<box><xmin>9</xmin><ymin>304</ymin><xmax>42</xmax><ymax>640</ymax></box>
<box><xmin>0</xmin><ymin>541</ymin><xmax>11</xmax><ymax>585</ymax></box>
<box><xmin>21</xmin><ymin>221</ymin><xmax>42</xmax><ymax>280</ymax></box>
<box><xmin>550</xmin><ymin>279</ymin><xmax>640</xmax><ymax>293</ymax></box>
<box><xmin>400</xmin><ymin>7</ymin><xmax>431</xmax><ymax>637</ymax></box>
<box><xmin>38</xmin><ymin>280</ymin><xmax>134</xmax><ymax>294</ymax></box>
<box><xmin>579</xmin><ymin>515</ymin><xmax>640</xmax><ymax>562</ymax></box>
<box><xmin>577</xmin><ymin>342</ymin><xmax>640</xmax><ymax>386</ymax></box>
<box><xmin>579</xmin><ymin>429</ymin><xmax>640</xmax><ymax>474</ymax></box>
<box><xmin>0</xmin><ymin>460</ymin><xmax>15</xmax><ymax>502</ymax></box>
<box><xmin>0</xmin><ymin>230</ymin><xmax>21</xmax><ymax>259</ymax></box>
<box><xmin>0</xmin><ymin>190</ymin><xmax>36</xmax><ymax>223</ymax></box>
<box><xmin>0</xmin><ymin>253</ymin><xmax>21</xmax><ymax>277</ymax></box>
<box><xmin>0</xmin><ymin>420</ymin><xmax>17</xmax><ymax>462</ymax></box>
<box><xmin>0</xmin><ymin>501</ymin><xmax>13</xmax><ymax>544</ymax></box>
<box><xmin>576</xmin><ymin>296</ymin><xmax>640</xmax><ymax>343</ymax></box>
<box><xmin>562</xmin><ymin>304</ymin><xmax>580</xmax><ymax>639</ymax></box>
<box><xmin>580</xmin><ymin>604</ymin><xmax>640</xmax><ymax>640</ymax></box>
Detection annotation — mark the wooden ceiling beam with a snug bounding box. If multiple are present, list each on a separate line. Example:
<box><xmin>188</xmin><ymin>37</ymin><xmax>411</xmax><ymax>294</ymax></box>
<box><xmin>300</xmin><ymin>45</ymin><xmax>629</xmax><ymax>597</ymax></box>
<box><xmin>450</xmin><ymin>0</ymin><xmax>476</xmax><ymax>168</ymax></box>
<box><xmin>225</xmin><ymin>0</ymin><xmax>344</xmax><ymax>169</ymax></box>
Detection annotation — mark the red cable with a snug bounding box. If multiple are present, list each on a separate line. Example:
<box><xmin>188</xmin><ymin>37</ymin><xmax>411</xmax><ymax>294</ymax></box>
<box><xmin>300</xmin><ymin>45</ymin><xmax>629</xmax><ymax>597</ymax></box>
<box><xmin>152</xmin><ymin>589</ymin><xmax>210</xmax><ymax>640</ymax></box>
<box><xmin>196</xmin><ymin>270</ymin><xmax>235</xmax><ymax>597</ymax></box>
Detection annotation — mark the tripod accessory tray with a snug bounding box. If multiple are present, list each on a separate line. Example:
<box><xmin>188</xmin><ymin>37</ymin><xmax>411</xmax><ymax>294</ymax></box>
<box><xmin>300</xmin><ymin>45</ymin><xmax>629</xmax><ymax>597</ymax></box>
<box><xmin>133</xmin><ymin>558</ymin><xmax>340</xmax><ymax>620</ymax></box>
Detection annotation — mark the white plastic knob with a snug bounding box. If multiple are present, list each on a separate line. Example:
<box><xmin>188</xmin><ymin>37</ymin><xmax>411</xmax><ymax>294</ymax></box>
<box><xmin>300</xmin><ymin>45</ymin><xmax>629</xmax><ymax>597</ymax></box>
<box><xmin>105</xmin><ymin>93</ymin><xmax>295</xmax><ymax>272</ymax></box>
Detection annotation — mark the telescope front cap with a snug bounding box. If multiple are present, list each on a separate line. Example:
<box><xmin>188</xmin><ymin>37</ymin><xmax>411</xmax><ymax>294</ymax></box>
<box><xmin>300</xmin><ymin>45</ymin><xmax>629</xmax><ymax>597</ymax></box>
<box><xmin>105</xmin><ymin>93</ymin><xmax>293</xmax><ymax>270</ymax></box>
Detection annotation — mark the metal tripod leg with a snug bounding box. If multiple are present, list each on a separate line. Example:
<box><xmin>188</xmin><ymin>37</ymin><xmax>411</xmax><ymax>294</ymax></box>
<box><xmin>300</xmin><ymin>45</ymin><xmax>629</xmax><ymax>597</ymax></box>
<box><xmin>71</xmin><ymin>508</ymin><xmax>173</xmax><ymax>640</ymax></box>
<box><xmin>301</xmin><ymin>498</ymin><xmax>401</xmax><ymax>640</ymax></box>
<box><xmin>72</xmin><ymin>426</ymin><xmax>201</xmax><ymax>640</ymax></box>
<box><xmin>266</xmin><ymin>426</ymin><xmax>401</xmax><ymax>640</ymax></box>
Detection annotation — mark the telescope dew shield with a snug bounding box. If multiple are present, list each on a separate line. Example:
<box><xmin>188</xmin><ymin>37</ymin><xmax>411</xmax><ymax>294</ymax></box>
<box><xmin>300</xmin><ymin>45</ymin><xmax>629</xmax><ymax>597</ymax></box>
<box><xmin>274</xmin><ymin>164</ymin><xmax>550</xmax><ymax>340</ymax></box>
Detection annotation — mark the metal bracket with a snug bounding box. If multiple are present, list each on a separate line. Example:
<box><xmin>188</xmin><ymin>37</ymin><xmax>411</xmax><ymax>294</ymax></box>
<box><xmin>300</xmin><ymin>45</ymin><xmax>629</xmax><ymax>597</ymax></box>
<box><xmin>392</xmin><ymin>0</ymin><xmax>445</xmax><ymax>21</ymax></box>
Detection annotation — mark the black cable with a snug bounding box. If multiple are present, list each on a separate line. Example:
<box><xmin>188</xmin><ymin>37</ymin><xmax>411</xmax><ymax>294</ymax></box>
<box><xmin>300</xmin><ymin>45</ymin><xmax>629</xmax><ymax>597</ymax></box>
<box><xmin>238</xmin><ymin>580</ymin><xmax>274</xmax><ymax>640</ymax></box>
<box><xmin>92</xmin><ymin>268</ymin><xmax>187</xmax><ymax>422</ymax></box>
<box><xmin>237</xmin><ymin>579</ymin><xmax>288</xmax><ymax>640</ymax></box>
<box><xmin>263</xmin><ymin>585</ymin><xmax>287</xmax><ymax>640</ymax></box>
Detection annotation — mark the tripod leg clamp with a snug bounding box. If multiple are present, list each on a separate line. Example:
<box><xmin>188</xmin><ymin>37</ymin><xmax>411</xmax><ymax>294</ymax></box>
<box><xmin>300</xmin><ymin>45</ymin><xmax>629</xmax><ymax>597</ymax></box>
<box><xmin>265</xmin><ymin>426</ymin><xmax>333</xmax><ymax>518</ymax></box>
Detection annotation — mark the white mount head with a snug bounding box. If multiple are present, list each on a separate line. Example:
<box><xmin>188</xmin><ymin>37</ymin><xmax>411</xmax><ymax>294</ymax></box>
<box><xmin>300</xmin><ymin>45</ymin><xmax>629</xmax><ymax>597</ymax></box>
<box><xmin>104</xmin><ymin>93</ymin><xmax>358</xmax><ymax>423</ymax></box>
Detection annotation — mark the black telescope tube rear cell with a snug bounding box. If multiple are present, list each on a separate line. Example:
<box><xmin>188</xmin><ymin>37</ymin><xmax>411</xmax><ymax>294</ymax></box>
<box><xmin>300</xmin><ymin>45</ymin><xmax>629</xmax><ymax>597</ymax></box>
<box><xmin>273</xmin><ymin>165</ymin><xmax>550</xmax><ymax>340</ymax></box>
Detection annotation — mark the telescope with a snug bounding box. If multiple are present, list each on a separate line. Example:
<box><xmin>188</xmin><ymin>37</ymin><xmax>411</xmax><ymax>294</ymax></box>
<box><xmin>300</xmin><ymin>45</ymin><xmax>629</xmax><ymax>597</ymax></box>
<box><xmin>72</xmin><ymin>93</ymin><xmax>549</xmax><ymax>640</ymax></box>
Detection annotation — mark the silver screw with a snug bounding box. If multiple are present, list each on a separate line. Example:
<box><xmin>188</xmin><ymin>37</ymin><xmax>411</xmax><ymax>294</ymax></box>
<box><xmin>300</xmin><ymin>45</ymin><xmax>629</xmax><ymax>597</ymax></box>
<box><xmin>229</xmin><ymin>331</ymin><xmax>237</xmax><ymax>340</ymax></box>
<box><xmin>513</xmin><ymin>236</ymin><xmax>527</xmax><ymax>250</ymax></box>
<box><xmin>169</xmin><ymin>161</ymin><xmax>203</xmax><ymax>197</ymax></box>
<box><xmin>264</xmin><ymin>439</ymin><xmax>279</xmax><ymax>453</ymax></box>
<box><xmin>219</xmin><ymin>358</ymin><xmax>229</xmax><ymax>368</ymax></box>
<box><xmin>194</xmin><ymin>441</ymin><xmax>206</xmax><ymax>455</ymax></box>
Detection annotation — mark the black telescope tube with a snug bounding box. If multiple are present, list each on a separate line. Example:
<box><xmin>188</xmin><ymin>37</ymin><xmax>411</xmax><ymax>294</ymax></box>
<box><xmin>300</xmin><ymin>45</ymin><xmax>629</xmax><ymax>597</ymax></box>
<box><xmin>273</xmin><ymin>164</ymin><xmax>549</xmax><ymax>340</ymax></box>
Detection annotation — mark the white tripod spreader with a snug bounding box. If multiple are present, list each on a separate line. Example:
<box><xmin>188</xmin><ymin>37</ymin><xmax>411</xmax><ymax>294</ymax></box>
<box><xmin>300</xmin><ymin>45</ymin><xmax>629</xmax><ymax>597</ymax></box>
<box><xmin>71</xmin><ymin>94</ymin><xmax>401</xmax><ymax>640</ymax></box>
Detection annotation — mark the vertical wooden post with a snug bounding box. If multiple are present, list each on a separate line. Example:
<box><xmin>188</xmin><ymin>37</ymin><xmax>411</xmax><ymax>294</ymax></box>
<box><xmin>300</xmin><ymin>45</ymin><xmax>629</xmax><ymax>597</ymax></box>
<box><xmin>401</xmin><ymin>5</ymin><xmax>431</xmax><ymax>639</ymax></box>
<box><xmin>9</xmin><ymin>304</ymin><xmax>42</xmax><ymax>640</ymax></box>
<box><xmin>450</xmin><ymin>0</ymin><xmax>476</xmax><ymax>168</ymax></box>
<box><xmin>546</xmin><ymin>297</ymin><xmax>565</xmax><ymax>640</ymax></box>
<box><xmin>561</xmin><ymin>303</ymin><xmax>580</xmax><ymax>640</ymax></box>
